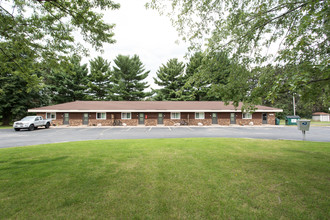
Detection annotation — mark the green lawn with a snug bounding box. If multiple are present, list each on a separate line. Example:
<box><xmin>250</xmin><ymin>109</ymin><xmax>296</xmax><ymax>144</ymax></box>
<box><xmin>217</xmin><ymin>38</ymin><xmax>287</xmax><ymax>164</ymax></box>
<box><xmin>0</xmin><ymin>138</ymin><xmax>329</xmax><ymax>219</ymax></box>
<box><xmin>0</xmin><ymin>122</ymin><xmax>12</xmax><ymax>129</ymax></box>
<box><xmin>279</xmin><ymin>119</ymin><xmax>330</xmax><ymax>126</ymax></box>
<box><xmin>0</xmin><ymin>126</ymin><xmax>12</xmax><ymax>129</ymax></box>
<box><xmin>310</xmin><ymin>121</ymin><xmax>330</xmax><ymax>126</ymax></box>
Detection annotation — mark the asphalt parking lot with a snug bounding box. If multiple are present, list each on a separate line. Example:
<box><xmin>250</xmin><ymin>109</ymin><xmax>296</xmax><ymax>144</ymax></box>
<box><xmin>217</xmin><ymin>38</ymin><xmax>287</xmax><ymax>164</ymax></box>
<box><xmin>1</xmin><ymin>125</ymin><xmax>329</xmax><ymax>148</ymax></box>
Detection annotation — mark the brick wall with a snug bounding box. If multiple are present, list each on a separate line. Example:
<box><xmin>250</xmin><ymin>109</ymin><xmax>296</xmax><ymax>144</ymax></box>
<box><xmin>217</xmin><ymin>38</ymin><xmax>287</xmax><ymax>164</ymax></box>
<box><xmin>37</xmin><ymin>111</ymin><xmax>278</xmax><ymax>126</ymax></box>
<box><xmin>236</xmin><ymin>118</ymin><xmax>262</xmax><ymax>125</ymax></box>
<box><xmin>122</xmin><ymin>119</ymin><xmax>138</xmax><ymax>126</ymax></box>
<box><xmin>145</xmin><ymin>119</ymin><xmax>157</xmax><ymax>126</ymax></box>
<box><xmin>51</xmin><ymin>119</ymin><xmax>64</xmax><ymax>126</ymax></box>
<box><xmin>37</xmin><ymin>113</ymin><xmax>46</xmax><ymax>119</ymax></box>
<box><xmin>219</xmin><ymin>119</ymin><xmax>230</xmax><ymax>125</ymax></box>
<box><xmin>268</xmin><ymin>113</ymin><xmax>276</xmax><ymax>125</ymax></box>
<box><xmin>187</xmin><ymin>119</ymin><xmax>212</xmax><ymax>126</ymax></box>
<box><xmin>37</xmin><ymin>113</ymin><xmax>63</xmax><ymax>126</ymax></box>
<box><xmin>89</xmin><ymin>119</ymin><xmax>113</xmax><ymax>126</ymax></box>
<box><xmin>164</xmin><ymin>119</ymin><xmax>181</xmax><ymax>126</ymax></box>
<box><xmin>69</xmin><ymin>119</ymin><xmax>83</xmax><ymax>126</ymax></box>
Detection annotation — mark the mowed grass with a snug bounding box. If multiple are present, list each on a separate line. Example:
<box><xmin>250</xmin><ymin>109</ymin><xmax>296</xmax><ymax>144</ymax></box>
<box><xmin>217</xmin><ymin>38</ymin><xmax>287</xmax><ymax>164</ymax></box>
<box><xmin>0</xmin><ymin>126</ymin><xmax>12</xmax><ymax>129</ymax></box>
<box><xmin>0</xmin><ymin>138</ymin><xmax>329</xmax><ymax>219</ymax></box>
<box><xmin>279</xmin><ymin>119</ymin><xmax>330</xmax><ymax>126</ymax></box>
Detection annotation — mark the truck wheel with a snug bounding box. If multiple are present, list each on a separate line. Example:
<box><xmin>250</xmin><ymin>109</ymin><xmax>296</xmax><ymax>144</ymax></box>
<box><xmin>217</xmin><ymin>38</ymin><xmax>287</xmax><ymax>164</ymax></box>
<box><xmin>14</xmin><ymin>128</ymin><xmax>20</xmax><ymax>131</ymax></box>
<box><xmin>45</xmin><ymin>122</ymin><xmax>50</xmax><ymax>129</ymax></box>
<box><xmin>28</xmin><ymin>124</ymin><xmax>34</xmax><ymax>131</ymax></box>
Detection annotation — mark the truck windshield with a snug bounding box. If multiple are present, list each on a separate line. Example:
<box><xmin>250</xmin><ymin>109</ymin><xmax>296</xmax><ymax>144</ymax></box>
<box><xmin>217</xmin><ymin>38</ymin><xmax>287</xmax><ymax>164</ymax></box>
<box><xmin>21</xmin><ymin>116</ymin><xmax>36</xmax><ymax>121</ymax></box>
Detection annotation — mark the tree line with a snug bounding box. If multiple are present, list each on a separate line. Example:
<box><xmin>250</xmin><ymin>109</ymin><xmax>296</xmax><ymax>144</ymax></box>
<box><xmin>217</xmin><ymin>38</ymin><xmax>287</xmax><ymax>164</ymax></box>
<box><xmin>0</xmin><ymin>49</ymin><xmax>229</xmax><ymax>124</ymax></box>
<box><xmin>1</xmin><ymin>47</ymin><xmax>327</xmax><ymax>125</ymax></box>
<box><xmin>1</xmin><ymin>0</ymin><xmax>328</xmax><ymax>125</ymax></box>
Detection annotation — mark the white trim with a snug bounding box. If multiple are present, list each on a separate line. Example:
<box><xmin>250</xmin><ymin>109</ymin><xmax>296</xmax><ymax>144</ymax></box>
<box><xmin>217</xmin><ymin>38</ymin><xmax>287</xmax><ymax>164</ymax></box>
<box><xmin>171</xmin><ymin>112</ymin><xmax>181</xmax><ymax>119</ymax></box>
<box><xmin>121</xmin><ymin>112</ymin><xmax>131</xmax><ymax>119</ymax></box>
<box><xmin>28</xmin><ymin>109</ymin><xmax>283</xmax><ymax>113</ymax></box>
<box><xmin>242</xmin><ymin>112</ymin><xmax>252</xmax><ymax>119</ymax></box>
<box><xmin>46</xmin><ymin>112</ymin><xmax>56</xmax><ymax>120</ymax></box>
<box><xmin>96</xmin><ymin>112</ymin><xmax>106</xmax><ymax>120</ymax></box>
<box><xmin>195</xmin><ymin>112</ymin><xmax>205</xmax><ymax>119</ymax></box>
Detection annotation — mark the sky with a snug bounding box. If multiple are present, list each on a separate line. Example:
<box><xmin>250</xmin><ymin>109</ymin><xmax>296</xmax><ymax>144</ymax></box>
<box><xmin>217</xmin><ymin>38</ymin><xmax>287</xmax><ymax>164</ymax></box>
<box><xmin>82</xmin><ymin>0</ymin><xmax>188</xmax><ymax>90</ymax></box>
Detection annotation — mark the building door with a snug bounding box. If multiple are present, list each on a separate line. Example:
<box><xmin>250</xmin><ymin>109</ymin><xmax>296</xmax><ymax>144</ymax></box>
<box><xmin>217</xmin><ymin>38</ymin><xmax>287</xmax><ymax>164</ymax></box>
<box><xmin>63</xmin><ymin>113</ymin><xmax>69</xmax><ymax>125</ymax></box>
<box><xmin>212</xmin><ymin>113</ymin><xmax>218</xmax><ymax>124</ymax></box>
<box><xmin>83</xmin><ymin>113</ymin><xmax>89</xmax><ymax>125</ymax></box>
<box><xmin>230</xmin><ymin>113</ymin><xmax>236</xmax><ymax>124</ymax></box>
<box><xmin>262</xmin><ymin>113</ymin><xmax>268</xmax><ymax>124</ymax></box>
<box><xmin>139</xmin><ymin>113</ymin><xmax>145</xmax><ymax>125</ymax></box>
<box><xmin>158</xmin><ymin>113</ymin><xmax>163</xmax><ymax>124</ymax></box>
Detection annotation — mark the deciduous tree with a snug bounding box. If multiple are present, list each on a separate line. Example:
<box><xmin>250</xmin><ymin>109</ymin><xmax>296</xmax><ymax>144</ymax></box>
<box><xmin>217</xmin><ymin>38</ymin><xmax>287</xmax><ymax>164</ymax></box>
<box><xmin>0</xmin><ymin>0</ymin><xmax>120</xmax><ymax>97</ymax></box>
<box><xmin>147</xmin><ymin>0</ymin><xmax>330</xmax><ymax>106</ymax></box>
<box><xmin>0</xmin><ymin>42</ymin><xmax>44</xmax><ymax>125</ymax></box>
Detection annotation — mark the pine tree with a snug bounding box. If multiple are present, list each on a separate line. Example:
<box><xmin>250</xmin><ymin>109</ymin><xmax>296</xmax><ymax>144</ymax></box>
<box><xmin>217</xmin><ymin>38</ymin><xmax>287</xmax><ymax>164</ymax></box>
<box><xmin>88</xmin><ymin>56</ymin><xmax>112</xmax><ymax>100</ymax></box>
<box><xmin>70</xmin><ymin>55</ymin><xmax>89</xmax><ymax>101</ymax></box>
<box><xmin>43</xmin><ymin>55</ymin><xmax>89</xmax><ymax>104</ymax></box>
<box><xmin>200</xmin><ymin>51</ymin><xmax>232</xmax><ymax>100</ymax></box>
<box><xmin>183</xmin><ymin>52</ymin><xmax>210</xmax><ymax>101</ymax></box>
<box><xmin>153</xmin><ymin>58</ymin><xmax>185</xmax><ymax>100</ymax></box>
<box><xmin>112</xmin><ymin>55</ymin><xmax>150</xmax><ymax>101</ymax></box>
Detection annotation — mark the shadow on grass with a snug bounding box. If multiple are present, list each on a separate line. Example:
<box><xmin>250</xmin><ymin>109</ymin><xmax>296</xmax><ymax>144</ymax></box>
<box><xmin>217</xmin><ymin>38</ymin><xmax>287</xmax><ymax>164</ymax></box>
<box><xmin>11</xmin><ymin>156</ymin><xmax>69</xmax><ymax>165</ymax></box>
<box><xmin>284</xmin><ymin>149</ymin><xmax>328</xmax><ymax>158</ymax></box>
<box><xmin>0</xmin><ymin>156</ymin><xmax>69</xmax><ymax>171</ymax></box>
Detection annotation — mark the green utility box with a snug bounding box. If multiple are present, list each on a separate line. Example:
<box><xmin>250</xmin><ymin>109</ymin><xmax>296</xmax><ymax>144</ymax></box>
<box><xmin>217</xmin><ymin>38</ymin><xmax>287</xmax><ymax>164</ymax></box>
<box><xmin>285</xmin><ymin>116</ymin><xmax>300</xmax><ymax>125</ymax></box>
<box><xmin>275</xmin><ymin>118</ymin><xmax>280</xmax><ymax>125</ymax></box>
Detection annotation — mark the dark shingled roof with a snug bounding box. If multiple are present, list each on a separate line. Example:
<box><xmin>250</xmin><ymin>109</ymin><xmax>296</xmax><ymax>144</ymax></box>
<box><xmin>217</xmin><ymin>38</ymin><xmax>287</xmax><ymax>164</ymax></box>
<box><xmin>28</xmin><ymin>101</ymin><xmax>283</xmax><ymax>112</ymax></box>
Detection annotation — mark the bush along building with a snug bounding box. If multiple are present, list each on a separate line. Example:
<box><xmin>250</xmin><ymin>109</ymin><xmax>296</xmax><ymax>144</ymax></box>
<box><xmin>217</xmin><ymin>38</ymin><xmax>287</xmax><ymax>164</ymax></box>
<box><xmin>28</xmin><ymin>101</ymin><xmax>283</xmax><ymax>126</ymax></box>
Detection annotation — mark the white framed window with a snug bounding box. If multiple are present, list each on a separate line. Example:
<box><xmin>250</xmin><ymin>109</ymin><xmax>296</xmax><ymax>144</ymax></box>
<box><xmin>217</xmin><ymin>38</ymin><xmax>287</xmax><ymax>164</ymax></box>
<box><xmin>46</xmin><ymin>112</ymin><xmax>56</xmax><ymax>120</ymax></box>
<box><xmin>121</xmin><ymin>112</ymin><xmax>131</xmax><ymax>119</ymax></box>
<box><xmin>242</xmin><ymin>113</ymin><xmax>252</xmax><ymax>119</ymax></box>
<box><xmin>195</xmin><ymin>112</ymin><xmax>205</xmax><ymax>119</ymax></box>
<box><xmin>171</xmin><ymin>112</ymin><xmax>181</xmax><ymax>119</ymax></box>
<box><xmin>96</xmin><ymin>112</ymin><xmax>106</xmax><ymax>120</ymax></box>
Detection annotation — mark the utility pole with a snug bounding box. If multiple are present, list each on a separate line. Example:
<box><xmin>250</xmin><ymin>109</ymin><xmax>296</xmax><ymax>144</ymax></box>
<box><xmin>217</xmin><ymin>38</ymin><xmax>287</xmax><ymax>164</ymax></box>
<box><xmin>293</xmin><ymin>94</ymin><xmax>296</xmax><ymax>116</ymax></box>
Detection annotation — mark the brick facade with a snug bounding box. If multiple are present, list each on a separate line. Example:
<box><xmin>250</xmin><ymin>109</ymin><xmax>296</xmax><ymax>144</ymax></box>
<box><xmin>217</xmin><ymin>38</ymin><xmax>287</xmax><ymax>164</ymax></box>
<box><xmin>218</xmin><ymin>119</ymin><xmax>230</xmax><ymax>125</ymax></box>
<box><xmin>37</xmin><ymin>111</ymin><xmax>277</xmax><ymax>126</ymax></box>
<box><xmin>145</xmin><ymin>119</ymin><xmax>157</xmax><ymax>126</ymax></box>
<box><xmin>122</xmin><ymin>119</ymin><xmax>138</xmax><ymax>126</ymax></box>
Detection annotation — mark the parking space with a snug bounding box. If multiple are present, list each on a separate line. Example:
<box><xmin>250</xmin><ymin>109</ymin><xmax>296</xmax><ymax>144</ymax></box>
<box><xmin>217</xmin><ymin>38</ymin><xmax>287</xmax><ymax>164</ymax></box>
<box><xmin>0</xmin><ymin>126</ymin><xmax>329</xmax><ymax>148</ymax></box>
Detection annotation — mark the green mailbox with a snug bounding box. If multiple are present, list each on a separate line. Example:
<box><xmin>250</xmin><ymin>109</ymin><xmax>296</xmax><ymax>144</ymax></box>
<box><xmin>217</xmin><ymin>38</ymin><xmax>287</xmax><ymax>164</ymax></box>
<box><xmin>285</xmin><ymin>116</ymin><xmax>300</xmax><ymax>125</ymax></box>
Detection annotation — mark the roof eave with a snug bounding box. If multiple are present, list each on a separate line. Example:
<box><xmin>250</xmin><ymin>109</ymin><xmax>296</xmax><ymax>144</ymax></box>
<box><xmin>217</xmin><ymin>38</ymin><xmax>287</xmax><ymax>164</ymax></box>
<box><xmin>28</xmin><ymin>109</ymin><xmax>283</xmax><ymax>113</ymax></box>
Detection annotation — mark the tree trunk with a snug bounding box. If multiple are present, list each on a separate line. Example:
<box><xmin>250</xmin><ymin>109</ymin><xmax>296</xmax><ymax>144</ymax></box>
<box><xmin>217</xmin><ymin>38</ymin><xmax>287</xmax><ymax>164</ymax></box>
<box><xmin>1</xmin><ymin>110</ymin><xmax>12</xmax><ymax>125</ymax></box>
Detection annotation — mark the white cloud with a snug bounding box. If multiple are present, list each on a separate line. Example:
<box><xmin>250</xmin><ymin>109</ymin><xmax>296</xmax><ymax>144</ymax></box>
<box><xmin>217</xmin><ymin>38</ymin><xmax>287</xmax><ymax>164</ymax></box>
<box><xmin>82</xmin><ymin>0</ymin><xmax>188</xmax><ymax>90</ymax></box>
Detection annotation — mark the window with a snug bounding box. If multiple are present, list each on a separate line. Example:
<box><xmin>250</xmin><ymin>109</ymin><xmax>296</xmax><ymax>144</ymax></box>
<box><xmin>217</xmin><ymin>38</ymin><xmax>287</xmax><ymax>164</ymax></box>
<box><xmin>46</xmin><ymin>112</ymin><xmax>56</xmax><ymax>120</ymax></box>
<box><xmin>171</xmin><ymin>112</ymin><xmax>180</xmax><ymax>119</ymax></box>
<box><xmin>121</xmin><ymin>112</ymin><xmax>131</xmax><ymax>119</ymax></box>
<box><xmin>195</xmin><ymin>112</ymin><xmax>205</xmax><ymax>119</ymax></box>
<box><xmin>242</xmin><ymin>113</ymin><xmax>252</xmax><ymax>119</ymax></box>
<box><xmin>96</xmin><ymin>113</ymin><xmax>106</xmax><ymax>120</ymax></box>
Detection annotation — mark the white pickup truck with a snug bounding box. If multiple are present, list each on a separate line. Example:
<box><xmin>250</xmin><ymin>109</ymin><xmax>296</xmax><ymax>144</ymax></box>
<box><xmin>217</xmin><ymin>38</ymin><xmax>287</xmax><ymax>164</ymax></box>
<box><xmin>13</xmin><ymin>116</ymin><xmax>52</xmax><ymax>131</ymax></box>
